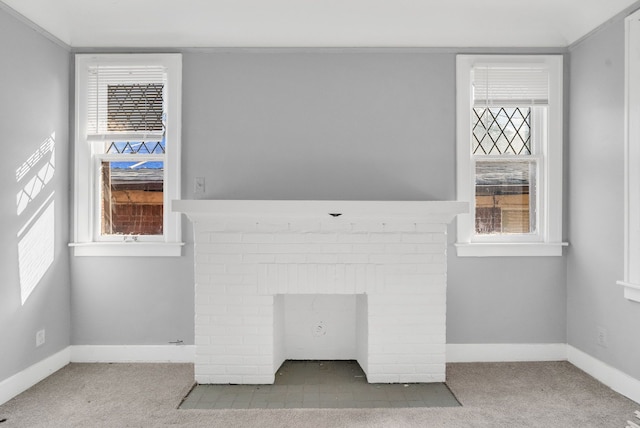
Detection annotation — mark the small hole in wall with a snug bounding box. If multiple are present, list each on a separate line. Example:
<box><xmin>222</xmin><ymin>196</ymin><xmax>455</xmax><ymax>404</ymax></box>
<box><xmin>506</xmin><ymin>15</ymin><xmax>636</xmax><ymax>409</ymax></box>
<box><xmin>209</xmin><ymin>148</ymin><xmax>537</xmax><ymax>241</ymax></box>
<box><xmin>312</xmin><ymin>321</ymin><xmax>327</xmax><ymax>337</ymax></box>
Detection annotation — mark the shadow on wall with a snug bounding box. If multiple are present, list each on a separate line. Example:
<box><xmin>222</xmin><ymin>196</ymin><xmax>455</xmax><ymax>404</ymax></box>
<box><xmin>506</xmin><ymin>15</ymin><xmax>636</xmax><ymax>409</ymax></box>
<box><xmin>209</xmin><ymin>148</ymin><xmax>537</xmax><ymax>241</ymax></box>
<box><xmin>15</xmin><ymin>132</ymin><xmax>56</xmax><ymax>305</ymax></box>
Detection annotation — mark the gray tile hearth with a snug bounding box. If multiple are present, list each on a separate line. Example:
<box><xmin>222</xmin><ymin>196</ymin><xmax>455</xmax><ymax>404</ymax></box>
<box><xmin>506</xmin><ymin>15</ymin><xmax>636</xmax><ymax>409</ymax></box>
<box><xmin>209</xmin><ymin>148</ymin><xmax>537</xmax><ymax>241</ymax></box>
<box><xmin>179</xmin><ymin>360</ymin><xmax>461</xmax><ymax>410</ymax></box>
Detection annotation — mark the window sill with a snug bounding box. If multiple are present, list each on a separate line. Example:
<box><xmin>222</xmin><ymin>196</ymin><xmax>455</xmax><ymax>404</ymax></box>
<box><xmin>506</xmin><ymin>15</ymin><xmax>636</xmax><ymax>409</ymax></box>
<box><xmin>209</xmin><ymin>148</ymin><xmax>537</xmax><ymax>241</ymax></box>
<box><xmin>69</xmin><ymin>242</ymin><xmax>184</xmax><ymax>257</ymax></box>
<box><xmin>617</xmin><ymin>281</ymin><xmax>640</xmax><ymax>303</ymax></box>
<box><xmin>455</xmin><ymin>242</ymin><xmax>568</xmax><ymax>257</ymax></box>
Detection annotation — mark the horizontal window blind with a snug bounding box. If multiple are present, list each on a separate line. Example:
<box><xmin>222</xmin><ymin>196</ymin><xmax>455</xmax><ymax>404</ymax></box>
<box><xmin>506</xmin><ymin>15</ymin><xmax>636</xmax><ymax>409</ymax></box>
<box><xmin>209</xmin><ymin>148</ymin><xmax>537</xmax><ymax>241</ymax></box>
<box><xmin>472</xmin><ymin>64</ymin><xmax>549</xmax><ymax>106</ymax></box>
<box><xmin>86</xmin><ymin>65</ymin><xmax>167</xmax><ymax>136</ymax></box>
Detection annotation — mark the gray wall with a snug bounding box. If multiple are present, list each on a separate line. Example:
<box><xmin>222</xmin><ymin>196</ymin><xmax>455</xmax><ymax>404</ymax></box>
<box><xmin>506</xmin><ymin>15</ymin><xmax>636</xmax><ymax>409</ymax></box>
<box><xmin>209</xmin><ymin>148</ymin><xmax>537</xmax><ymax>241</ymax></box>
<box><xmin>181</xmin><ymin>52</ymin><xmax>455</xmax><ymax>201</ymax></box>
<box><xmin>4</xmin><ymin>0</ymin><xmax>639</xmax><ymax>392</ymax></box>
<box><xmin>0</xmin><ymin>7</ymin><xmax>71</xmax><ymax>382</ymax></box>
<box><xmin>71</xmin><ymin>50</ymin><xmax>568</xmax><ymax>347</ymax></box>
<box><xmin>448</xmin><ymin>256</ymin><xmax>567</xmax><ymax>343</ymax></box>
<box><xmin>70</xmin><ymin>253</ymin><xmax>194</xmax><ymax>345</ymax></box>
<box><xmin>568</xmin><ymin>17</ymin><xmax>640</xmax><ymax>379</ymax></box>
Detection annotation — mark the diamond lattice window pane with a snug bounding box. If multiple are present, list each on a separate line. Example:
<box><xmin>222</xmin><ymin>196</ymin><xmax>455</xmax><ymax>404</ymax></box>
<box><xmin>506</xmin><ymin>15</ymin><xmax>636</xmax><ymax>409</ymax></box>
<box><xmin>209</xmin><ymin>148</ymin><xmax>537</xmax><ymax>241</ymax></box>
<box><xmin>472</xmin><ymin>107</ymin><xmax>531</xmax><ymax>155</ymax></box>
<box><xmin>107</xmin><ymin>84</ymin><xmax>164</xmax><ymax>132</ymax></box>
<box><xmin>106</xmin><ymin>141</ymin><xmax>165</xmax><ymax>155</ymax></box>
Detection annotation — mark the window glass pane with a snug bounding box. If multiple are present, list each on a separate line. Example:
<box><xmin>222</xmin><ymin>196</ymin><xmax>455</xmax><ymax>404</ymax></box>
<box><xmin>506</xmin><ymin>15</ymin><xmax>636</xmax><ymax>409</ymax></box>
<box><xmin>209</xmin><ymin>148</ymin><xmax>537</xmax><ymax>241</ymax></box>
<box><xmin>100</xmin><ymin>160</ymin><xmax>164</xmax><ymax>236</ymax></box>
<box><xmin>475</xmin><ymin>160</ymin><xmax>536</xmax><ymax>235</ymax></box>
<box><xmin>105</xmin><ymin>139</ymin><xmax>165</xmax><ymax>154</ymax></box>
<box><xmin>86</xmin><ymin>64</ymin><xmax>167</xmax><ymax>135</ymax></box>
<box><xmin>107</xmin><ymin>83</ymin><xmax>164</xmax><ymax>132</ymax></box>
<box><xmin>472</xmin><ymin>107</ymin><xmax>531</xmax><ymax>155</ymax></box>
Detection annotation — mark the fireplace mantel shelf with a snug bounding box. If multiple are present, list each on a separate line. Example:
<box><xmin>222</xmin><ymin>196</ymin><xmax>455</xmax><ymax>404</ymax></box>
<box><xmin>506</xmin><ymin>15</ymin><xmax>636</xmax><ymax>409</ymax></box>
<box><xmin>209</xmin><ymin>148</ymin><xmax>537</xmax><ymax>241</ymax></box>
<box><xmin>172</xmin><ymin>199</ymin><xmax>467</xmax><ymax>222</ymax></box>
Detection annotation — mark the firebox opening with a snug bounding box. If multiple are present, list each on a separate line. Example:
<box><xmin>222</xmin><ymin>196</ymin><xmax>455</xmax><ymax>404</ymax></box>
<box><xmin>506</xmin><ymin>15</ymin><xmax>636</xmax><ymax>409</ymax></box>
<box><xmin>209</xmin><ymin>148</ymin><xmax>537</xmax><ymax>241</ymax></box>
<box><xmin>273</xmin><ymin>294</ymin><xmax>369</xmax><ymax>381</ymax></box>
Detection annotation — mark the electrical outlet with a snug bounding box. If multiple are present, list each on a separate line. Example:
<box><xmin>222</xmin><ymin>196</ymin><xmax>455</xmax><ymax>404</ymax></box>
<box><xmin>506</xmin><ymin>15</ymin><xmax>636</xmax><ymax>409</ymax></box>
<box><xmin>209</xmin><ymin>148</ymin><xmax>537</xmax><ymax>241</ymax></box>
<box><xmin>597</xmin><ymin>326</ymin><xmax>608</xmax><ymax>347</ymax></box>
<box><xmin>194</xmin><ymin>177</ymin><xmax>205</xmax><ymax>195</ymax></box>
<box><xmin>36</xmin><ymin>329</ymin><xmax>45</xmax><ymax>347</ymax></box>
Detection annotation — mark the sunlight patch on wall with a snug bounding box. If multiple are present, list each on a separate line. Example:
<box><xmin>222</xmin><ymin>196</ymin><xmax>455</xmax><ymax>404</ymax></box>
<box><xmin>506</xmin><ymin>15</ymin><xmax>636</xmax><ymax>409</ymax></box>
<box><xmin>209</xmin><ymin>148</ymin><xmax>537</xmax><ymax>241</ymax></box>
<box><xmin>16</xmin><ymin>133</ymin><xmax>55</xmax><ymax>215</ymax></box>
<box><xmin>16</xmin><ymin>132</ymin><xmax>57</xmax><ymax>305</ymax></box>
<box><xmin>18</xmin><ymin>199</ymin><xmax>55</xmax><ymax>305</ymax></box>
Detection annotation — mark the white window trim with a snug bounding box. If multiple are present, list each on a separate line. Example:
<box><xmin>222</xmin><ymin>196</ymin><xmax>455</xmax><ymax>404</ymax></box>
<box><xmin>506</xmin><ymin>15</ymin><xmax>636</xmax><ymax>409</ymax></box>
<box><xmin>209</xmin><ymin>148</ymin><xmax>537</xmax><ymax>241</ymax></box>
<box><xmin>618</xmin><ymin>11</ymin><xmax>640</xmax><ymax>302</ymax></box>
<box><xmin>455</xmin><ymin>55</ymin><xmax>566</xmax><ymax>257</ymax></box>
<box><xmin>70</xmin><ymin>54</ymin><xmax>183</xmax><ymax>257</ymax></box>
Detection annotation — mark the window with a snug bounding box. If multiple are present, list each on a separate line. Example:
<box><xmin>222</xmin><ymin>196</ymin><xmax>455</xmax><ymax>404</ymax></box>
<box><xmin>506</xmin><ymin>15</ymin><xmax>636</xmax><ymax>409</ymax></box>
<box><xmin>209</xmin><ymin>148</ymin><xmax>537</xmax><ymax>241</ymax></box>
<box><xmin>618</xmin><ymin>11</ymin><xmax>640</xmax><ymax>302</ymax></box>
<box><xmin>71</xmin><ymin>54</ymin><xmax>183</xmax><ymax>256</ymax></box>
<box><xmin>455</xmin><ymin>55</ymin><xmax>565</xmax><ymax>257</ymax></box>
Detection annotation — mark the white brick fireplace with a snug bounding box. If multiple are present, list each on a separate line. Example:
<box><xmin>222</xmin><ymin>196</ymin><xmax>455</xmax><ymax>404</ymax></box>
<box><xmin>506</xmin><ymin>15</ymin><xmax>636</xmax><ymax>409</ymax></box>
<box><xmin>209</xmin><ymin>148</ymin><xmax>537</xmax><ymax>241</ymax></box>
<box><xmin>173</xmin><ymin>200</ymin><xmax>466</xmax><ymax>384</ymax></box>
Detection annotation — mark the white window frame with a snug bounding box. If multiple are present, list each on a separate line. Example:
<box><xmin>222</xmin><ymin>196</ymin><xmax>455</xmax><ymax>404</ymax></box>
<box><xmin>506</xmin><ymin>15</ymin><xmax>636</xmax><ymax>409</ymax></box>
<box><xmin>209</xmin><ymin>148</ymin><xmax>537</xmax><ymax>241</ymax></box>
<box><xmin>455</xmin><ymin>55</ymin><xmax>566</xmax><ymax>257</ymax></box>
<box><xmin>70</xmin><ymin>54</ymin><xmax>183</xmax><ymax>257</ymax></box>
<box><xmin>618</xmin><ymin>10</ymin><xmax>640</xmax><ymax>302</ymax></box>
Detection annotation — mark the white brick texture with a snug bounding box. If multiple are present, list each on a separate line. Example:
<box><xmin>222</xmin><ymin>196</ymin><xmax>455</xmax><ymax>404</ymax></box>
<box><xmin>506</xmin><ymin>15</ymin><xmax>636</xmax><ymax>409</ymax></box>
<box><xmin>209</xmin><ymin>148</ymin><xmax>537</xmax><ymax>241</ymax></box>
<box><xmin>190</xmin><ymin>215</ymin><xmax>455</xmax><ymax>384</ymax></box>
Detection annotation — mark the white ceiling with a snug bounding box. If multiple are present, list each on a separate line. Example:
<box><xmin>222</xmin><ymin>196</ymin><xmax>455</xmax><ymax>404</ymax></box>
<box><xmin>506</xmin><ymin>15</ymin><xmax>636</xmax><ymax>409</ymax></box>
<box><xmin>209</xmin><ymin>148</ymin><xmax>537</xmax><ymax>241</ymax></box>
<box><xmin>1</xmin><ymin>0</ymin><xmax>639</xmax><ymax>48</ymax></box>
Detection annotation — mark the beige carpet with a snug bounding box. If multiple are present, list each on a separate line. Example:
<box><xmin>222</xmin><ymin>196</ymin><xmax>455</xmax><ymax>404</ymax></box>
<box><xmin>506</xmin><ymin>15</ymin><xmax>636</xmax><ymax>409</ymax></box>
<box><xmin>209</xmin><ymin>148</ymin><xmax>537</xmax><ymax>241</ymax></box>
<box><xmin>0</xmin><ymin>361</ymin><xmax>637</xmax><ymax>427</ymax></box>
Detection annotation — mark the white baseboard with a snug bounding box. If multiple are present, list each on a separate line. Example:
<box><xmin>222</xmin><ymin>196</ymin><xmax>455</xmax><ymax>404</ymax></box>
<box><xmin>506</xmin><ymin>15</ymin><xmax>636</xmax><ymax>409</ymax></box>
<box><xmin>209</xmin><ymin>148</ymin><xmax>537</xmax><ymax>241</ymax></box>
<box><xmin>0</xmin><ymin>347</ymin><xmax>70</xmax><ymax>406</ymax></box>
<box><xmin>0</xmin><ymin>345</ymin><xmax>195</xmax><ymax>406</ymax></box>
<box><xmin>446</xmin><ymin>343</ymin><xmax>568</xmax><ymax>363</ymax></box>
<box><xmin>70</xmin><ymin>345</ymin><xmax>195</xmax><ymax>363</ymax></box>
<box><xmin>446</xmin><ymin>343</ymin><xmax>640</xmax><ymax>405</ymax></box>
<box><xmin>3</xmin><ymin>344</ymin><xmax>638</xmax><ymax>408</ymax></box>
<box><xmin>567</xmin><ymin>345</ymin><xmax>640</xmax><ymax>405</ymax></box>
